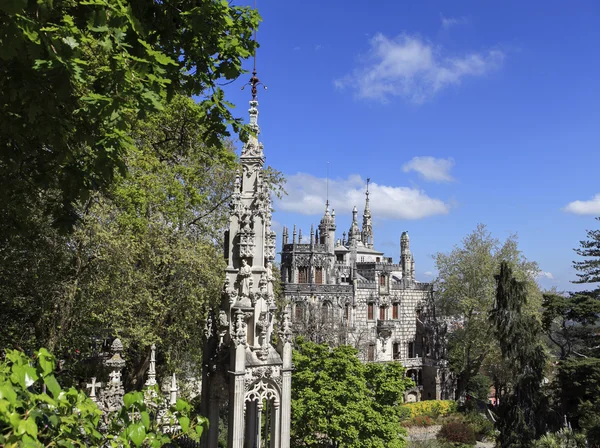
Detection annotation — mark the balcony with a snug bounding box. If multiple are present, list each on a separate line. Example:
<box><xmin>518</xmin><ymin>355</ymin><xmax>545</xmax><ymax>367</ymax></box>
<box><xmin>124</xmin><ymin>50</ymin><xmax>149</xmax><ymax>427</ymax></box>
<box><xmin>376</xmin><ymin>319</ymin><xmax>395</xmax><ymax>338</ymax></box>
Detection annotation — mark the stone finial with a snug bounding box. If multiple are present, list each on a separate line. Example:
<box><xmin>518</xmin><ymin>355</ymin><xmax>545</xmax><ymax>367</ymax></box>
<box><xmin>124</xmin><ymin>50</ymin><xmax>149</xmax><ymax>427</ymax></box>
<box><xmin>278</xmin><ymin>309</ymin><xmax>293</xmax><ymax>345</ymax></box>
<box><xmin>105</xmin><ymin>338</ymin><xmax>126</xmax><ymax>370</ymax></box>
<box><xmin>298</xmin><ymin>228</ymin><xmax>303</xmax><ymax>243</ymax></box>
<box><xmin>293</xmin><ymin>225</ymin><xmax>297</xmax><ymax>244</ymax></box>
<box><xmin>145</xmin><ymin>344</ymin><xmax>157</xmax><ymax>387</ymax></box>
<box><xmin>169</xmin><ymin>373</ymin><xmax>178</xmax><ymax>406</ymax></box>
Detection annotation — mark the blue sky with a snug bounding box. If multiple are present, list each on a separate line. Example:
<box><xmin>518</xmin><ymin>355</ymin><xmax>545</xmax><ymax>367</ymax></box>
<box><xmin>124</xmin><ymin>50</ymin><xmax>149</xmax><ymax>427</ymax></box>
<box><xmin>224</xmin><ymin>0</ymin><xmax>600</xmax><ymax>292</ymax></box>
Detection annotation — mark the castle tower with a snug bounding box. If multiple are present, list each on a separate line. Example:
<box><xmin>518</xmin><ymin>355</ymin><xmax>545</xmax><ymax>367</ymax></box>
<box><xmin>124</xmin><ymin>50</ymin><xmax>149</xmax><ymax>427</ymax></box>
<box><xmin>401</xmin><ymin>231</ymin><xmax>414</xmax><ymax>281</ymax></box>
<box><xmin>361</xmin><ymin>179</ymin><xmax>373</xmax><ymax>249</ymax></box>
<box><xmin>201</xmin><ymin>72</ymin><xmax>292</xmax><ymax>448</ymax></box>
<box><xmin>318</xmin><ymin>201</ymin><xmax>336</xmax><ymax>254</ymax></box>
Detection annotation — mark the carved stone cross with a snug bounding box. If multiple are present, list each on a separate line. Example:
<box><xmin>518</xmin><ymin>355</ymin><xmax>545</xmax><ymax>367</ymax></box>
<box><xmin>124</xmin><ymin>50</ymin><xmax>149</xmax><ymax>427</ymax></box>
<box><xmin>86</xmin><ymin>377</ymin><xmax>102</xmax><ymax>401</ymax></box>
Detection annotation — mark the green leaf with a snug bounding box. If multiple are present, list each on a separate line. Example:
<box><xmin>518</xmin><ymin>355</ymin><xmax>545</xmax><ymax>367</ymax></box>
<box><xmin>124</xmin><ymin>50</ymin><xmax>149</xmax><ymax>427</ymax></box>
<box><xmin>18</xmin><ymin>418</ymin><xmax>38</xmax><ymax>438</ymax></box>
<box><xmin>0</xmin><ymin>384</ymin><xmax>17</xmax><ymax>403</ymax></box>
<box><xmin>62</xmin><ymin>36</ymin><xmax>79</xmax><ymax>49</ymax></box>
<box><xmin>179</xmin><ymin>416</ymin><xmax>189</xmax><ymax>432</ymax></box>
<box><xmin>12</xmin><ymin>365</ymin><xmax>38</xmax><ymax>389</ymax></box>
<box><xmin>127</xmin><ymin>422</ymin><xmax>146</xmax><ymax>447</ymax></box>
<box><xmin>37</xmin><ymin>348</ymin><xmax>55</xmax><ymax>377</ymax></box>
<box><xmin>175</xmin><ymin>398</ymin><xmax>187</xmax><ymax>412</ymax></box>
<box><xmin>44</xmin><ymin>374</ymin><xmax>61</xmax><ymax>398</ymax></box>
<box><xmin>140</xmin><ymin>411</ymin><xmax>150</xmax><ymax>429</ymax></box>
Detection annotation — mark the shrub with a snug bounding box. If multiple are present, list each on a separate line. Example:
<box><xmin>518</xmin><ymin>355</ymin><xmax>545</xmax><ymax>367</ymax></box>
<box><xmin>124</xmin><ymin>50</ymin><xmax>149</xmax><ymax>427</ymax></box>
<box><xmin>401</xmin><ymin>400</ymin><xmax>458</xmax><ymax>419</ymax></box>
<box><xmin>437</xmin><ymin>421</ymin><xmax>477</xmax><ymax>446</ymax></box>
<box><xmin>413</xmin><ymin>415</ymin><xmax>435</xmax><ymax>427</ymax></box>
<box><xmin>0</xmin><ymin>348</ymin><xmax>206</xmax><ymax>446</ymax></box>
<box><xmin>463</xmin><ymin>412</ymin><xmax>494</xmax><ymax>440</ymax></box>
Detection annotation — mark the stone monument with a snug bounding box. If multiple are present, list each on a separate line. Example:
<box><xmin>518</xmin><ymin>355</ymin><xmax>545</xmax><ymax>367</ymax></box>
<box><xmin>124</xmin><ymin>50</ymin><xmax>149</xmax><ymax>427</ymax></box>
<box><xmin>200</xmin><ymin>68</ymin><xmax>292</xmax><ymax>447</ymax></box>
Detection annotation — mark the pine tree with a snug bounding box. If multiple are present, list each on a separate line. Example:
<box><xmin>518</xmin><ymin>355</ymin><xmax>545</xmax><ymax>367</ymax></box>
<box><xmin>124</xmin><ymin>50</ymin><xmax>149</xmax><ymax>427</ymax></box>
<box><xmin>490</xmin><ymin>262</ymin><xmax>548</xmax><ymax>448</ymax></box>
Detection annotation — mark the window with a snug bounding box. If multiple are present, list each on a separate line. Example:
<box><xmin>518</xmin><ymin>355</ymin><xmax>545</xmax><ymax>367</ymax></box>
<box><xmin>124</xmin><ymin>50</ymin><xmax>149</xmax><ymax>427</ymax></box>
<box><xmin>345</xmin><ymin>304</ymin><xmax>350</xmax><ymax>321</ymax></box>
<box><xmin>379</xmin><ymin>306</ymin><xmax>386</xmax><ymax>321</ymax></box>
<box><xmin>321</xmin><ymin>303</ymin><xmax>331</xmax><ymax>323</ymax></box>
<box><xmin>408</xmin><ymin>342</ymin><xmax>415</xmax><ymax>358</ymax></box>
<box><xmin>376</xmin><ymin>257</ymin><xmax>380</xmax><ymax>262</ymax></box>
<box><xmin>295</xmin><ymin>303</ymin><xmax>304</xmax><ymax>321</ymax></box>
<box><xmin>367</xmin><ymin>344</ymin><xmax>375</xmax><ymax>361</ymax></box>
<box><xmin>367</xmin><ymin>303</ymin><xmax>374</xmax><ymax>320</ymax></box>
<box><xmin>392</xmin><ymin>304</ymin><xmax>399</xmax><ymax>319</ymax></box>
<box><xmin>298</xmin><ymin>267</ymin><xmax>308</xmax><ymax>283</ymax></box>
<box><xmin>393</xmin><ymin>342</ymin><xmax>400</xmax><ymax>359</ymax></box>
<box><xmin>379</xmin><ymin>274</ymin><xmax>385</xmax><ymax>286</ymax></box>
<box><xmin>336</xmin><ymin>254</ymin><xmax>344</xmax><ymax>262</ymax></box>
<box><xmin>315</xmin><ymin>267</ymin><xmax>323</xmax><ymax>284</ymax></box>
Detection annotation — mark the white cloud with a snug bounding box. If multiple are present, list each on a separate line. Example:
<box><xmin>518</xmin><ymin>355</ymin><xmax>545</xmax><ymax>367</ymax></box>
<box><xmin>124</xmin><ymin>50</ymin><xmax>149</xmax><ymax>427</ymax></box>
<box><xmin>537</xmin><ymin>271</ymin><xmax>554</xmax><ymax>280</ymax></box>
<box><xmin>402</xmin><ymin>156</ymin><xmax>455</xmax><ymax>182</ymax></box>
<box><xmin>424</xmin><ymin>271</ymin><xmax>434</xmax><ymax>277</ymax></box>
<box><xmin>334</xmin><ymin>33</ymin><xmax>504</xmax><ymax>103</ymax></box>
<box><xmin>441</xmin><ymin>15</ymin><xmax>468</xmax><ymax>29</ymax></box>
<box><xmin>274</xmin><ymin>173</ymin><xmax>450</xmax><ymax>220</ymax></box>
<box><xmin>564</xmin><ymin>194</ymin><xmax>600</xmax><ymax>215</ymax></box>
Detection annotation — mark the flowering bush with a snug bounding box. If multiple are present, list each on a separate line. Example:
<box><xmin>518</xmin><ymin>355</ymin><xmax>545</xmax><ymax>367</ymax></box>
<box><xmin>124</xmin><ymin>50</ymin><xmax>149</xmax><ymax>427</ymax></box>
<box><xmin>400</xmin><ymin>400</ymin><xmax>458</xmax><ymax>419</ymax></box>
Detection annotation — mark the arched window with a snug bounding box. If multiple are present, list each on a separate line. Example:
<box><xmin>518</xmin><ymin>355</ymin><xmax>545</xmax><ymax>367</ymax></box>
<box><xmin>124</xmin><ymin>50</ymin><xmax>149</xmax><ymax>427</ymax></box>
<box><xmin>321</xmin><ymin>302</ymin><xmax>332</xmax><ymax>323</ymax></box>
<box><xmin>294</xmin><ymin>303</ymin><xmax>304</xmax><ymax>321</ymax></box>
<box><xmin>367</xmin><ymin>303</ymin><xmax>374</xmax><ymax>320</ymax></box>
<box><xmin>298</xmin><ymin>267</ymin><xmax>308</xmax><ymax>283</ymax></box>
<box><xmin>315</xmin><ymin>267</ymin><xmax>323</xmax><ymax>284</ymax></box>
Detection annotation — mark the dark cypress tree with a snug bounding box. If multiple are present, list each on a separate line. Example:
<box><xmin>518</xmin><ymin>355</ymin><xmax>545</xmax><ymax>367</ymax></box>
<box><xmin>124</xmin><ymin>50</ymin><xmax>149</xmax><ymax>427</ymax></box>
<box><xmin>490</xmin><ymin>261</ymin><xmax>548</xmax><ymax>448</ymax></box>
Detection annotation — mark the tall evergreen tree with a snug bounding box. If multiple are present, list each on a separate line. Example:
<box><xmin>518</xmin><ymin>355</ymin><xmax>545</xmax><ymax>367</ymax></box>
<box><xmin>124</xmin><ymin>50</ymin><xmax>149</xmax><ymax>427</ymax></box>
<box><xmin>490</xmin><ymin>262</ymin><xmax>548</xmax><ymax>448</ymax></box>
<box><xmin>543</xmin><ymin>218</ymin><xmax>600</xmax><ymax>444</ymax></box>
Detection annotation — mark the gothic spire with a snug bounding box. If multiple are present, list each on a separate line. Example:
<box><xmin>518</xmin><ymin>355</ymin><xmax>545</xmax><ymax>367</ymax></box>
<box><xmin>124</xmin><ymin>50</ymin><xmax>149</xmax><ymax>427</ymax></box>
<box><xmin>362</xmin><ymin>178</ymin><xmax>373</xmax><ymax>248</ymax></box>
<box><xmin>348</xmin><ymin>205</ymin><xmax>361</xmax><ymax>246</ymax></box>
<box><xmin>241</xmin><ymin>9</ymin><xmax>266</xmax><ymax>159</ymax></box>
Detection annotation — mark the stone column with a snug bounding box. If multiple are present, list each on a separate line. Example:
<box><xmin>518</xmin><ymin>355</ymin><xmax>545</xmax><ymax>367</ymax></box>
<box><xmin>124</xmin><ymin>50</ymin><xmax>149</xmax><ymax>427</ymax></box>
<box><xmin>270</xmin><ymin>400</ymin><xmax>281</xmax><ymax>448</ymax></box>
<box><xmin>256</xmin><ymin>401</ymin><xmax>263</xmax><ymax>448</ymax></box>
<box><xmin>279</xmin><ymin>370</ymin><xmax>292</xmax><ymax>448</ymax></box>
<box><xmin>228</xmin><ymin>373</ymin><xmax>246</xmax><ymax>448</ymax></box>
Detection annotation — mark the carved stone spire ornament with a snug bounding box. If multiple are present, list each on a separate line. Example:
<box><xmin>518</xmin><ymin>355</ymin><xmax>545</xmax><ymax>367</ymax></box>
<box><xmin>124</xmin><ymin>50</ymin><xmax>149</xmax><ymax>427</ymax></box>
<box><xmin>200</xmin><ymin>32</ymin><xmax>292</xmax><ymax>446</ymax></box>
<box><xmin>101</xmin><ymin>338</ymin><xmax>126</xmax><ymax>412</ymax></box>
<box><xmin>145</xmin><ymin>344</ymin><xmax>157</xmax><ymax>387</ymax></box>
<box><xmin>362</xmin><ymin>178</ymin><xmax>374</xmax><ymax>249</ymax></box>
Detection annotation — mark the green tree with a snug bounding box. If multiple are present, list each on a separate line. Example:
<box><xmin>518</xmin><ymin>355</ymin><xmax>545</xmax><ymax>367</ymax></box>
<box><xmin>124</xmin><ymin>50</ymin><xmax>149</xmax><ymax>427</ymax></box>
<box><xmin>0</xmin><ymin>95</ymin><xmax>284</xmax><ymax>385</ymax></box>
<box><xmin>433</xmin><ymin>224</ymin><xmax>541</xmax><ymax>400</ymax></box>
<box><xmin>542</xmin><ymin>218</ymin><xmax>600</xmax><ymax>444</ymax></box>
<box><xmin>490</xmin><ymin>262</ymin><xmax>548</xmax><ymax>448</ymax></box>
<box><xmin>0</xmin><ymin>0</ymin><xmax>259</xmax><ymax>230</ymax></box>
<box><xmin>291</xmin><ymin>338</ymin><xmax>408</xmax><ymax>448</ymax></box>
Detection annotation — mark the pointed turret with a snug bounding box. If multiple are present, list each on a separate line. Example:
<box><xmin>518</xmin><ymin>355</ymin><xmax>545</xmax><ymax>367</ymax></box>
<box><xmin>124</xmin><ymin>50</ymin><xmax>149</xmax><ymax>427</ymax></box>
<box><xmin>318</xmin><ymin>201</ymin><xmax>336</xmax><ymax>253</ymax></box>
<box><xmin>361</xmin><ymin>179</ymin><xmax>373</xmax><ymax>249</ymax></box>
<box><xmin>401</xmin><ymin>231</ymin><xmax>414</xmax><ymax>281</ymax></box>
<box><xmin>348</xmin><ymin>205</ymin><xmax>361</xmax><ymax>246</ymax></box>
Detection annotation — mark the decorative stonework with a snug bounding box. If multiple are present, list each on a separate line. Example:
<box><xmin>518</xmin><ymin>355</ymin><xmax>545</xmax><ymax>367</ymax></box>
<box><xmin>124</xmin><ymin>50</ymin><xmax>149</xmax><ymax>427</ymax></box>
<box><xmin>201</xmin><ymin>85</ymin><xmax>291</xmax><ymax>448</ymax></box>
